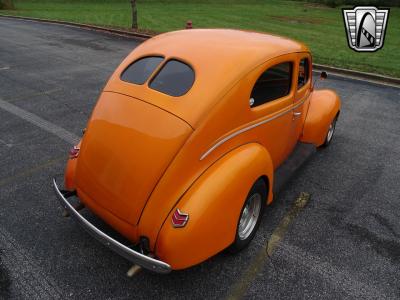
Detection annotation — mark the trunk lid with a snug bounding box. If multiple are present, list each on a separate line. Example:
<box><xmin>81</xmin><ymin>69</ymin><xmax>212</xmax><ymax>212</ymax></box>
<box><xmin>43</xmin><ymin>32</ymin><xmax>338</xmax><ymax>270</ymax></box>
<box><xmin>75</xmin><ymin>92</ymin><xmax>192</xmax><ymax>225</ymax></box>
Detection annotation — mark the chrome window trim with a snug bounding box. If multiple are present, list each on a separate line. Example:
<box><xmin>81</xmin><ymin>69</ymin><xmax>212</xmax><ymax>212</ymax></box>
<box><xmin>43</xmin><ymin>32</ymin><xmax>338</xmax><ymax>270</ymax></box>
<box><xmin>199</xmin><ymin>98</ymin><xmax>307</xmax><ymax>161</ymax></box>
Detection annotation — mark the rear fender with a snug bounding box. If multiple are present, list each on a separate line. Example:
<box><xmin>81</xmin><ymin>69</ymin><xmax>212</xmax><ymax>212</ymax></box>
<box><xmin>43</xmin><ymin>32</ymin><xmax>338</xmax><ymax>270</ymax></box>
<box><xmin>64</xmin><ymin>140</ymin><xmax>81</xmax><ymax>191</ymax></box>
<box><xmin>301</xmin><ymin>89</ymin><xmax>341</xmax><ymax>146</ymax></box>
<box><xmin>155</xmin><ymin>143</ymin><xmax>273</xmax><ymax>270</ymax></box>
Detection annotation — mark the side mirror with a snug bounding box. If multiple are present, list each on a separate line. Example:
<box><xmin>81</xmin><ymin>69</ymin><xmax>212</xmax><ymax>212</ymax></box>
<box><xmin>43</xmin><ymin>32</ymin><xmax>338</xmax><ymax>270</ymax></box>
<box><xmin>312</xmin><ymin>71</ymin><xmax>328</xmax><ymax>91</ymax></box>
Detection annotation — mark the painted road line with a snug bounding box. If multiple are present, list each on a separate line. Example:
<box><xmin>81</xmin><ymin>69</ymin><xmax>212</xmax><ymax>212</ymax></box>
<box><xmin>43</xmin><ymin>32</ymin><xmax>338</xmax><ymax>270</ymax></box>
<box><xmin>227</xmin><ymin>192</ymin><xmax>310</xmax><ymax>300</ymax></box>
<box><xmin>0</xmin><ymin>98</ymin><xmax>80</xmax><ymax>145</ymax></box>
<box><xmin>0</xmin><ymin>227</ymin><xmax>66</xmax><ymax>299</ymax></box>
<box><xmin>0</xmin><ymin>156</ymin><xmax>65</xmax><ymax>188</ymax></box>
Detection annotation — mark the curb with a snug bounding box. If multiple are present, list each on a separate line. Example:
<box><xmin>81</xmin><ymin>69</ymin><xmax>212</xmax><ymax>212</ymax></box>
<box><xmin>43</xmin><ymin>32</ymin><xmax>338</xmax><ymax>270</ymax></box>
<box><xmin>0</xmin><ymin>14</ymin><xmax>152</xmax><ymax>40</ymax></box>
<box><xmin>313</xmin><ymin>64</ymin><xmax>400</xmax><ymax>88</ymax></box>
<box><xmin>1</xmin><ymin>14</ymin><xmax>399</xmax><ymax>88</ymax></box>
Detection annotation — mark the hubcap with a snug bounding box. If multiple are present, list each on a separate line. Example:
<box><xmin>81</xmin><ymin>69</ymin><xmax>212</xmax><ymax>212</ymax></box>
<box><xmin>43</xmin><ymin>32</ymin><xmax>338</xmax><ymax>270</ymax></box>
<box><xmin>238</xmin><ymin>193</ymin><xmax>262</xmax><ymax>240</ymax></box>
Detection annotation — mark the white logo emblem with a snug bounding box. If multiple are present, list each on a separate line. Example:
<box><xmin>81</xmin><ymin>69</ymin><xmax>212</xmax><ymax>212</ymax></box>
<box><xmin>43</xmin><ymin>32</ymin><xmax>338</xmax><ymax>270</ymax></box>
<box><xmin>343</xmin><ymin>6</ymin><xmax>389</xmax><ymax>52</ymax></box>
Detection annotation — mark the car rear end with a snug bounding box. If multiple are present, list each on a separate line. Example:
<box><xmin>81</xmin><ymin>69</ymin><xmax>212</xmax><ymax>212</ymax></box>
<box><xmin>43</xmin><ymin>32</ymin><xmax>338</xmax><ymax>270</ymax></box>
<box><xmin>55</xmin><ymin>52</ymin><xmax>198</xmax><ymax>272</ymax></box>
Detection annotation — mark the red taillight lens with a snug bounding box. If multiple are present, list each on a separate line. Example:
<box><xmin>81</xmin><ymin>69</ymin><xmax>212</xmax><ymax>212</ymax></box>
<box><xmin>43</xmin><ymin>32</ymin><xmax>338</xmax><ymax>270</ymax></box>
<box><xmin>69</xmin><ymin>146</ymin><xmax>80</xmax><ymax>159</ymax></box>
<box><xmin>171</xmin><ymin>209</ymin><xmax>189</xmax><ymax>228</ymax></box>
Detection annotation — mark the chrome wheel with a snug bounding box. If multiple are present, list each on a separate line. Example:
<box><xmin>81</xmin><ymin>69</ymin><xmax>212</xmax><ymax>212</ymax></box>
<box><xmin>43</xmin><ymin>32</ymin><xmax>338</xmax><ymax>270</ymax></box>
<box><xmin>229</xmin><ymin>179</ymin><xmax>266</xmax><ymax>253</ymax></box>
<box><xmin>325</xmin><ymin>117</ymin><xmax>337</xmax><ymax>145</ymax></box>
<box><xmin>326</xmin><ymin>123</ymin><xmax>334</xmax><ymax>143</ymax></box>
<box><xmin>320</xmin><ymin>115</ymin><xmax>339</xmax><ymax>148</ymax></box>
<box><xmin>238</xmin><ymin>193</ymin><xmax>262</xmax><ymax>240</ymax></box>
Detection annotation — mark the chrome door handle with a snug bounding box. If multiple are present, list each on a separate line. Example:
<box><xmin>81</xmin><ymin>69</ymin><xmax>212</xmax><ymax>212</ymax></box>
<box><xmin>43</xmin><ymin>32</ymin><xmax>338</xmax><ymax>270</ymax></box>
<box><xmin>293</xmin><ymin>111</ymin><xmax>302</xmax><ymax>120</ymax></box>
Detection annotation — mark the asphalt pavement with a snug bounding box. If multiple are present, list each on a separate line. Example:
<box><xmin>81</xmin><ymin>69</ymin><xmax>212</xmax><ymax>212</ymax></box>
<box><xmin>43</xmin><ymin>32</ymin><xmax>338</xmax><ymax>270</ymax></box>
<box><xmin>0</xmin><ymin>17</ymin><xmax>399</xmax><ymax>299</ymax></box>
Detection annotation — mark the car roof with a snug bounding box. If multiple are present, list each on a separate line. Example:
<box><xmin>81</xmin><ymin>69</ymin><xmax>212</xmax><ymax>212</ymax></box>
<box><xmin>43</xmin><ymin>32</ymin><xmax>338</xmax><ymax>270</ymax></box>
<box><xmin>148</xmin><ymin>29</ymin><xmax>308</xmax><ymax>63</ymax></box>
<box><xmin>105</xmin><ymin>29</ymin><xmax>309</xmax><ymax>127</ymax></box>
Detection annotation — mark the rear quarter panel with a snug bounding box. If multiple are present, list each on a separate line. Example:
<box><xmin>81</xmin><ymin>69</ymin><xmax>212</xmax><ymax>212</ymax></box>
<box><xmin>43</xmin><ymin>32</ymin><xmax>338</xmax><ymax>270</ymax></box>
<box><xmin>155</xmin><ymin>143</ymin><xmax>273</xmax><ymax>270</ymax></box>
<box><xmin>64</xmin><ymin>140</ymin><xmax>81</xmax><ymax>191</ymax></box>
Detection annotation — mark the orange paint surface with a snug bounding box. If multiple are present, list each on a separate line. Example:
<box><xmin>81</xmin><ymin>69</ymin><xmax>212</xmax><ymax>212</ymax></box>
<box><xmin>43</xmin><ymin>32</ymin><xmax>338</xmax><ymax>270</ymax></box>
<box><xmin>63</xmin><ymin>29</ymin><xmax>341</xmax><ymax>270</ymax></box>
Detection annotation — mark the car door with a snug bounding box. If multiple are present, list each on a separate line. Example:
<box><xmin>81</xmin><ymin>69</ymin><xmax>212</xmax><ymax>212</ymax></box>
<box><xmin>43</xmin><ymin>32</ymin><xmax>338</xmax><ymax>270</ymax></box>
<box><xmin>289</xmin><ymin>53</ymin><xmax>312</xmax><ymax>152</ymax></box>
<box><xmin>248</xmin><ymin>54</ymin><xmax>297</xmax><ymax>169</ymax></box>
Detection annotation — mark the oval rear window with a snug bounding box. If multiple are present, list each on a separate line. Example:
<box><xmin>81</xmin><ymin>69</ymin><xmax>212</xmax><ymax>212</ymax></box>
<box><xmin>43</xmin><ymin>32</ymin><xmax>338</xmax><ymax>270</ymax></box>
<box><xmin>149</xmin><ymin>60</ymin><xmax>195</xmax><ymax>97</ymax></box>
<box><xmin>121</xmin><ymin>56</ymin><xmax>163</xmax><ymax>85</ymax></box>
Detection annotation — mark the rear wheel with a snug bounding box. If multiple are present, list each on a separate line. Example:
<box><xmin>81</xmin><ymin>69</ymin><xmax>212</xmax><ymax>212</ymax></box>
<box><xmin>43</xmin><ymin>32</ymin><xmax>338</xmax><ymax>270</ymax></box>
<box><xmin>229</xmin><ymin>178</ymin><xmax>266</xmax><ymax>253</ymax></box>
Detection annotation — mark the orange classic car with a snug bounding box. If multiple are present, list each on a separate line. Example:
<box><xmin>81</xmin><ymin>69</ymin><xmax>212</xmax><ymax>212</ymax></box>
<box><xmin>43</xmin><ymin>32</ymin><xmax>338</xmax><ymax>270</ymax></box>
<box><xmin>53</xmin><ymin>29</ymin><xmax>341</xmax><ymax>273</ymax></box>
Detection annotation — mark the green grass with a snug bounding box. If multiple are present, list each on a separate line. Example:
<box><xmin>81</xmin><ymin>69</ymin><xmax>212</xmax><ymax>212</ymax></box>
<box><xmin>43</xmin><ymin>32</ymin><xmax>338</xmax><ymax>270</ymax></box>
<box><xmin>2</xmin><ymin>0</ymin><xmax>399</xmax><ymax>77</ymax></box>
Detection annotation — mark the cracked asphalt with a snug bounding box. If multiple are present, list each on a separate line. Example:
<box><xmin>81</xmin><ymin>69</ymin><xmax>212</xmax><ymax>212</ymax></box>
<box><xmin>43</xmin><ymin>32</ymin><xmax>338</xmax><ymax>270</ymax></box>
<box><xmin>0</xmin><ymin>17</ymin><xmax>399</xmax><ymax>299</ymax></box>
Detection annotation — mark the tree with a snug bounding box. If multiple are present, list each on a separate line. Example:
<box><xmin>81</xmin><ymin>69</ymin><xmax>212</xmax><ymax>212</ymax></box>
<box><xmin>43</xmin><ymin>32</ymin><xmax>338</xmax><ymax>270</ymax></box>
<box><xmin>0</xmin><ymin>0</ymin><xmax>15</xmax><ymax>9</ymax></box>
<box><xmin>130</xmin><ymin>0</ymin><xmax>138</xmax><ymax>30</ymax></box>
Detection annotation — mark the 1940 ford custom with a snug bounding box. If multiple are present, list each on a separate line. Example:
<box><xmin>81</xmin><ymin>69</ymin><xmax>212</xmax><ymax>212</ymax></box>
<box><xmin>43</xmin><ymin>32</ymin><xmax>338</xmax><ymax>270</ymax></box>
<box><xmin>53</xmin><ymin>29</ymin><xmax>341</xmax><ymax>273</ymax></box>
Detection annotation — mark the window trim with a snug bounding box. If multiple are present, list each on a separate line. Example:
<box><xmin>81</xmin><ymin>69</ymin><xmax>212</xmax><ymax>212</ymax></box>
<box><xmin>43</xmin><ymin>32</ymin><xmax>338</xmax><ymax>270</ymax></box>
<box><xmin>148</xmin><ymin>58</ymin><xmax>196</xmax><ymax>98</ymax></box>
<box><xmin>119</xmin><ymin>55</ymin><xmax>165</xmax><ymax>86</ymax></box>
<box><xmin>250</xmin><ymin>61</ymin><xmax>294</xmax><ymax>109</ymax></box>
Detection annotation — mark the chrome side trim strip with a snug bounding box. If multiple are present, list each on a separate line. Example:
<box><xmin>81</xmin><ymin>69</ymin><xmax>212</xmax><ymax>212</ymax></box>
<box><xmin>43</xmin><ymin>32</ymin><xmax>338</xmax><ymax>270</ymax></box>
<box><xmin>52</xmin><ymin>178</ymin><xmax>171</xmax><ymax>274</ymax></box>
<box><xmin>200</xmin><ymin>99</ymin><xmax>307</xmax><ymax>160</ymax></box>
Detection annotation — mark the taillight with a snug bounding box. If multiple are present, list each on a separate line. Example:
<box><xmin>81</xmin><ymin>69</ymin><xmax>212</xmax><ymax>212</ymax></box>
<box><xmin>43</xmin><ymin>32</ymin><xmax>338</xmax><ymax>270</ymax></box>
<box><xmin>69</xmin><ymin>145</ymin><xmax>80</xmax><ymax>159</ymax></box>
<box><xmin>171</xmin><ymin>209</ymin><xmax>189</xmax><ymax>228</ymax></box>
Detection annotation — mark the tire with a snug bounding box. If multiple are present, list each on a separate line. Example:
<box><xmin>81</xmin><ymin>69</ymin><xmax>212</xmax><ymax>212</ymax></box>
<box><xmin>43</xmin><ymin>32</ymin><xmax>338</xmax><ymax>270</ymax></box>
<box><xmin>229</xmin><ymin>178</ymin><xmax>267</xmax><ymax>253</ymax></box>
<box><xmin>321</xmin><ymin>115</ymin><xmax>338</xmax><ymax>147</ymax></box>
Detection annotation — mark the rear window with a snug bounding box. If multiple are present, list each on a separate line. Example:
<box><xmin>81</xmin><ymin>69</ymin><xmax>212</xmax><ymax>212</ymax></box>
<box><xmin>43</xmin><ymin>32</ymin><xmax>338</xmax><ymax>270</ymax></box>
<box><xmin>120</xmin><ymin>56</ymin><xmax>163</xmax><ymax>85</ymax></box>
<box><xmin>149</xmin><ymin>59</ymin><xmax>195</xmax><ymax>97</ymax></box>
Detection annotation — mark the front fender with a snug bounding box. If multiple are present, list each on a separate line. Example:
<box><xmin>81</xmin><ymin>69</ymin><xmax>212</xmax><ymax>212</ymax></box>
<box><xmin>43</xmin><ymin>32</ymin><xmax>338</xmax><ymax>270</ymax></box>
<box><xmin>301</xmin><ymin>89</ymin><xmax>341</xmax><ymax>146</ymax></box>
<box><xmin>155</xmin><ymin>143</ymin><xmax>273</xmax><ymax>270</ymax></box>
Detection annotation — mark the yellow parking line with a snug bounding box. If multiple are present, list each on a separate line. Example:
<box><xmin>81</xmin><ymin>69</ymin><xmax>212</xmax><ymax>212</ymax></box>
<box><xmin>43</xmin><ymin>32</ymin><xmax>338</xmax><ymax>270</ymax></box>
<box><xmin>226</xmin><ymin>192</ymin><xmax>310</xmax><ymax>300</ymax></box>
<box><xmin>0</xmin><ymin>156</ymin><xmax>65</xmax><ymax>188</ymax></box>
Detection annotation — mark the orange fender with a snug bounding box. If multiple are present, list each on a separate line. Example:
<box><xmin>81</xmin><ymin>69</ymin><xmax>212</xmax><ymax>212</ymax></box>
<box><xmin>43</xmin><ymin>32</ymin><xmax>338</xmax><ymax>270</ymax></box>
<box><xmin>64</xmin><ymin>140</ymin><xmax>81</xmax><ymax>191</ymax></box>
<box><xmin>155</xmin><ymin>143</ymin><xmax>273</xmax><ymax>270</ymax></box>
<box><xmin>301</xmin><ymin>89</ymin><xmax>341</xmax><ymax>146</ymax></box>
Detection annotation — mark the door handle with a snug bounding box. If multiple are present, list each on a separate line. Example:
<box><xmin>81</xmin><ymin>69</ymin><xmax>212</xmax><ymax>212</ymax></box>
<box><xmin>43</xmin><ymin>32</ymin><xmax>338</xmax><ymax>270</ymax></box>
<box><xmin>293</xmin><ymin>112</ymin><xmax>302</xmax><ymax>117</ymax></box>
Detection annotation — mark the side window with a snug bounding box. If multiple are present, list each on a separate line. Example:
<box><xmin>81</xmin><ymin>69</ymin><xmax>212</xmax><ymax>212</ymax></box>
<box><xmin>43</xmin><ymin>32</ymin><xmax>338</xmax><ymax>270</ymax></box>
<box><xmin>250</xmin><ymin>62</ymin><xmax>292</xmax><ymax>107</ymax></box>
<box><xmin>297</xmin><ymin>58</ymin><xmax>310</xmax><ymax>89</ymax></box>
<box><xmin>120</xmin><ymin>56</ymin><xmax>164</xmax><ymax>85</ymax></box>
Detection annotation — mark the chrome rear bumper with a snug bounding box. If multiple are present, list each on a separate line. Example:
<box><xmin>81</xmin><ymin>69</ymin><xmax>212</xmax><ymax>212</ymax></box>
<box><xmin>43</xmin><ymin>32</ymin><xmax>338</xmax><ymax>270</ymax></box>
<box><xmin>52</xmin><ymin>178</ymin><xmax>171</xmax><ymax>274</ymax></box>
